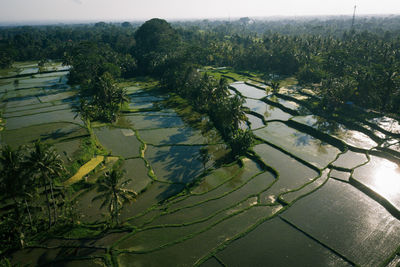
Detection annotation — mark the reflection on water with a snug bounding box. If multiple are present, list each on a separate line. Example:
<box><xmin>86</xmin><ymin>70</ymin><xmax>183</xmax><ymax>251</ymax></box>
<box><xmin>267</xmin><ymin>95</ymin><xmax>299</xmax><ymax>110</ymax></box>
<box><xmin>383</xmin><ymin>139</ymin><xmax>400</xmax><ymax>153</ymax></box>
<box><xmin>254</xmin><ymin>122</ymin><xmax>340</xmax><ymax>168</ymax></box>
<box><xmin>292</xmin><ymin>132</ymin><xmax>313</xmax><ymax>146</ymax></box>
<box><xmin>230</xmin><ymin>82</ymin><xmax>266</xmax><ymax>99</ymax></box>
<box><xmin>293</xmin><ymin>115</ymin><xmax>340</xmax><ymax>135</ymax></box>
<box><xmin>341</xmin><ymin>129</ymin><xmax>377</xmax><ymax>149</ymax></box>
<box><xmin>292</xmin><ymin>115</ymin><xmax>378</xmax><ymax>149</ymax></box>
<box><xmin>244</xmin><ymin>98</ymin><xmax>292</xmax><ymax>121</ymax></box>
<box><xmin>369</xmin><ymin>116</ymin><xmax>400</xmax><ymax>134</ymax></box>
<box><xmin>245</xmin><ymin>114</ymin><xmax>264</xmax><ymax>130</ymax></box>
<box><xmin>353</xmin><ymin>156</ymin><xmax>400</xmax><ymax>209</ymax></box>
<box><xmin>282</xmin><ymin>179</ymin><xmax>400</xmax><ymax>266</ymax></box>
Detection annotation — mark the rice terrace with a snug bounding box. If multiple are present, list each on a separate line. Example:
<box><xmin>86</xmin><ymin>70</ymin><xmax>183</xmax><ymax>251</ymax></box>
<box><xmin>1</xmin><ymin>2</ymin><xmax>400</xmax><ymax>266</ymax></box>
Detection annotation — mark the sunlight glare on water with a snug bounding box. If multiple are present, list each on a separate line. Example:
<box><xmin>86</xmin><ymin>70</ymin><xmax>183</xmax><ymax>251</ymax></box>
<box><xmin>372</xmin><ymin>159</ymin><xmax>400</xmax><ymax>198</ymax></box>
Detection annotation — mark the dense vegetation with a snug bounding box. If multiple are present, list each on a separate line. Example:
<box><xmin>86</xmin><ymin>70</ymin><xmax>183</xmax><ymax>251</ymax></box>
<box><xmin>134</xmin><ymin>19</ymin><xmax>252</xmax><ymax>156</ymax></box>
<box><xmin>1</xmin><ymin>15</ymin><xmax>400</xmax><ymax>261</ymax></box>
<box><xmin>0</xmin><ymin>141</ymin><xmax>135</xmax><ymax>257</ymax></box>
<box><xmin>0</xmin><ymin>142</ymin><xmax>70</xmax><ymax>254</ymax></box>
<box><xmin>2</xmin><ymin>16</ymin><xmax>400</xmax><ymax>114</ymax></box>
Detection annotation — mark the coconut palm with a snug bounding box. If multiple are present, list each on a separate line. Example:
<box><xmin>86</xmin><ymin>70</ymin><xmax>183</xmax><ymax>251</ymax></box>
<box><xmin>0</xmin><ymin>145</ymin><xmax>24</xmax><ymax>221</ymax></box>
<box><xmin>73</xmin><ymin>98</ymin><xmax>93</xmax><ymax>121</ymax></box>
<box><xmin>0</xmin><ymin>145</ymin><xmax>34</xmax><ymax>245</ymax></box>
<box><xmin>92</xmin><ymin>169</ymin><xmax>137</xmax><ymax>226</ymax></box>
<box><xmin>94</xmin><ymin>72</ymin><xmax>128</xmax><ymax>108</ymax></box>
<box><xmin>271</xmin><ymin>81</ymin><xmax>281</xmax><ymax>93</ymax></box>
<box><xmin>228</xmin><ymin>95</ymin><xmax>247</xmax><ymax>131</ymax></box>
<box><xmin>214</xmin><ymin>78</ymin><xmax>229</xmax><ymax>99</ymax></box>
<box><xmin>113</xmin><ymin>86</ymin><xmax>129</xmax><ymax>108</ymax></box>
<box><xmin>197</xmin><ymin>147</ymin><xmax>210</xmax><ymax>173</ymax></box>
<box><xmin>26</xmin><ymin>140</ymin><xmax>64</xmax><ymax>228</ymax></box>
<box><xmin>80</xmin><ymin>72</ymin><xmax>129</xmax><ymax>122</ymax></box>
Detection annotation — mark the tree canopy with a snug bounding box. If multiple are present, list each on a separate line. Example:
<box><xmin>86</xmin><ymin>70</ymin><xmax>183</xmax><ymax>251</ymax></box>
<box><xmin>134</xmin><ymin>18</ymin><xmax>181</xmax><ymax>75</ymax></box>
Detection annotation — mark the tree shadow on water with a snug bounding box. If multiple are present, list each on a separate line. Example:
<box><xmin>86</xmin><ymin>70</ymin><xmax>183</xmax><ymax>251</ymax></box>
<box><xmin>148</xmin><ymin>145</ymin><xmax>203</xmax><ymax>202</ymax></box>
<box><xmin>143</xmin><ymin>115</ymin><xmax>184</xmax><ymax>129</ymax></box>
<box><xmin>158</xmin><ymin>127</ymin><xmax>200</xmax><ymax>145</ymax></box>
<box><xmin>40</xmin><ymin>128</ymin><xmax>78</xmax><ymax>142</ymax></box>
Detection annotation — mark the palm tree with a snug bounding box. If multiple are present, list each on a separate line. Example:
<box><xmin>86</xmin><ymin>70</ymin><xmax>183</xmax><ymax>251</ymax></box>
<box><xmin>0</xmin><ymin>145</ymin><xmax>24</xmax><ymax>222</ymax></box>
<box><xmin>92</xmin><ymin>169</ymin><xmax>137</xmax><ymax>226</ymax></box>
<box><xmin>271</xmin><ymin>81</ymin><xmax>281</xmax><ymax>93</ymax></box>
<box><xmin>0</xmin><ymin>145</ymin><xmax>34</xmax><ymax>245</ymax></box>
<box><xmin>26</xmin><ymin>140</ymin><xmax>64</xmax><ymax>228</ymax></box>
<box><xmin>214</xmin><ymin>78</ymin><xmax>229</xmax><ymax>99</ymax></box>
<box><xmin>87</xmin><ymin>72</ymin><xmax>129</xmax><ymax>122</ymax></box>
<box><xmin>113</xmin><ymin>86</ymin><xmax>129</xmax><ymax>109</ymax></box>
<box><xmin>229</xmin><ymin>95</ymin><xmax>247</xmax><ymax>131</ymax></box>
<box><xmin>197</xmin><ymin>147</ymin><xmax>210</xmax><ymax>173</ymax></box>
<box><xmin>73</xmin><ymin>98</ymin><xmax>93</xmax><ymax>122</ymax></box>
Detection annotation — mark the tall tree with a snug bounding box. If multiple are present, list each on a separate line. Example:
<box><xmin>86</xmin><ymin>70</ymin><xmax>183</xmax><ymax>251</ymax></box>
<box><xmin>26</xmin><ymin>141</ymin><xmax>64</xmax><ymax>228</ymax></box>
<box><xmin>134</xmin><ymin>18</ymin><xmax>181</xmax><ymax>75</ymax></box>
<box><xmin>0</xmin><ymin>146</ymin><xmax>25</xmax><ymax>229</ymax></box>
<box><xmin>92</xmin><ymin>169</ymin><xmax>137</xmax><ymax>226</ymax></box>
<box><xmin>0</xmin><ymin>145</ymin><xmax>34</xmax><ymax>247</ymax></box>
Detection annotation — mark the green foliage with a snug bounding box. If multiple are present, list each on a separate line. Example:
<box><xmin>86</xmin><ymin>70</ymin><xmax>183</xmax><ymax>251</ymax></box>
<box><xmin>0</xmin><ymin>145</ymin><xmax>25</xmax><ymax>202</ymax></box>
<box><xmin>320</xmin><ymin>76</ymin><xmax>358</xmax><ymax>111</ymax></box>
<box><xmin>1</xmin><ymin>17</ymin><xmax>399</xmax><ymax>114</ymax></box>
<box><xmin>161</xmin><ymin>63</ymin><xmax>252</xmax><ymax>157</ymax></box>
<box><xmin>54</xmin><ymin>224</ymin><xmax>101</xmax><ymax>239</ymax></box>
<box><xmin>211</xmin><ymin>94</ymin><xmax>246</xmax><ymax>137</ymax></box>
<box><xmin>93</xmin><ymin>168</ymin><xmax>137</xmax><ymax>226</ymax></box>
<box><xmin>0</xmin><ymin>214</ymin><xmax>24</xmax><ymax>254</ymax></box>
<box><xmin>297</xmin><ymin>65</ymin><xmax>324</xmax><ymax>85</ymax></box>
<box><xmin>271</xmin><ymin>81</ymin><xmax>281</xmax><ymax>94</ymax></box>
<box><xmin>75</xmin><ymin>72</ymin><xmax>129</xmax><ymax>123</ymax></box>
<box><xmin>65</xmin><ymin>137</ymin><xmax>104</xmax><ymax>182</ymax></box>
<box><xmin>121</xmin><ymin>21</ymin><xmax>131</xmax><ymax>28</ymax></box>
<box><xmin>0</xmin><ymin>142</ymin><xmax>77</xmax><ymax>256</ymax></box>
<box><xmin>64</xmin><ymin>42</ymin><xmax>136</xmax><ymax>85</ymax></box>
<box><xmin>228</xmin><ymin>129</ymin><xmax>253</xmax><ymax>158</ymax></box>
<box><xmin>1</xmin><ymin>16</ymin><xmax>400</xmax><ymax>264</ymax></box>
<box><xmin>198</xmin><ymin>147</ymin><xmax>211</xmax><ymax>172</ymax></box>
<box><xmin>26</xmin><ymin>140</ymin><xmax>65</xmax><ymax>228</ymax></box>
<box><xmin>0</xmin><ymin>257</ymin><xmax>11</xmax><ymax>267</ymax></box>
<box><xmin>0</xmin><ymin>41</ymin><xmax>15</xmax><ymax>68</ymax></box>
<box><xmin>0</xmin><ymin>145</ymin><xmax>33</xmax><ymax>251</ymax></box>
<box><xmin>134</xmin><ymin>18</ymin><xmax>181</xmax><ymax>75</ymax></box>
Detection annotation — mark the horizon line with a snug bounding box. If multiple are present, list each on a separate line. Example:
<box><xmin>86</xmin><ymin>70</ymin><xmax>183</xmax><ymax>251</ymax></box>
<box><xmin>1</xmin><ymin>13</ymin><xmax>399</xmax><ymax>27</ymax></box>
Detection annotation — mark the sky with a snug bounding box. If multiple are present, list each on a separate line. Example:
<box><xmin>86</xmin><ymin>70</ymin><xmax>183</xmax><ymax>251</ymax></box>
<box><xmin>0</xmin><ymin>0</ymin><xmax>400</xmax><ymax>24</ymax></box>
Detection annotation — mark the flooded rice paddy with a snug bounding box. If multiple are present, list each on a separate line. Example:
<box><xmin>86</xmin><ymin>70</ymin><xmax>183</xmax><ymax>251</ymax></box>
<box><xmin>1</xmin><ymin>65</ymin><xmax>400</xmax><ymax>266</ymax></box>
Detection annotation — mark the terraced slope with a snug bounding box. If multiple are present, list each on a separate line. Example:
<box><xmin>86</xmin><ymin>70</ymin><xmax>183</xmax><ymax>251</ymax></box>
<box><xmin>2</xmin><ymin>66</ymin><xmax>400</xmax><ymax>266</ymax></box>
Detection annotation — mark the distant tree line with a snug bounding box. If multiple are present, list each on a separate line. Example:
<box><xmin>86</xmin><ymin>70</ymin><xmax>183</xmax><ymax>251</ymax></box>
<box><xmin>1</xmin><ymin>17</ymin><xmax>399</xmax><ymax>114</ymax></box>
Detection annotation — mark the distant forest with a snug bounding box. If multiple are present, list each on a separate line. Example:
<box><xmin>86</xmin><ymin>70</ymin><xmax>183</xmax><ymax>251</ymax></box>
<box><xmin>1</xmin><ymin>16</ymin><xmax>400</xmax><ymax>114</ymax></box>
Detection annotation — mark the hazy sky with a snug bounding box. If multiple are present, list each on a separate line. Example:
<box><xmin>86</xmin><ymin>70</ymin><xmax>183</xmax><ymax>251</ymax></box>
<box><xmin>0</xmin><ymin>0</ymin><xmax>400</xmax><ymax>23</ymax></box>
